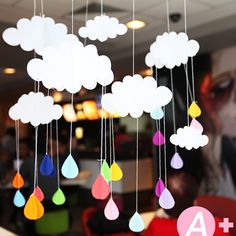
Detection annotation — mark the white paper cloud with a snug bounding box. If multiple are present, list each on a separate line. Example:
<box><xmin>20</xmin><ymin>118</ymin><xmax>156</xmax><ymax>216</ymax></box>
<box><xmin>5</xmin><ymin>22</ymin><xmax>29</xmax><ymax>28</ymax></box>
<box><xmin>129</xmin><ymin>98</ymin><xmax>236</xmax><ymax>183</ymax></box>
<box><xmin>101</xmin><ymin>74</ymin><xmax>172</xmax><ymax>118</ymax></box>
<box><xmin>27</xmin><ymin>36</ymin><xmax>114</xmax><ymax>93</ymax></box>
<box><xmin>2</xmin><ymin>16</ymin><xmax>69</xmax><ymax>56</ymax></box>
<box><xmin>79</xmin><ymin>15</ymin><xmax>128</xmax><ymax>42</ymax></box>
<box><xmin>9</xmin><ymin>92</ymin><xmax>63</xmax><ymax>127</ymax></box>
<box><xmin>145</xmin><ymin>32</ymin><xmax>200</xmax><ymax>69</ymax></box>
<box><xmin>170</xmin><ymin>125</ymin><xmax>209</xmax><ymax>150</ymax></box>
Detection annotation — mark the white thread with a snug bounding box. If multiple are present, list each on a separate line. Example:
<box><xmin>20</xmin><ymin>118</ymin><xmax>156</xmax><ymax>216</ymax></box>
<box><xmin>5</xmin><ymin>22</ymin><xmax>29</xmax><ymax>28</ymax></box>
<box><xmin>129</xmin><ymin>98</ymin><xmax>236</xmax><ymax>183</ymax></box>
<box><xmin>84</xmin><ymin>0</ymin><xmax>89</xmax><ymax>46</ymax></box>
<box><xmin>135</xmin><ymin>118</ymin><xmax>139</xmax><ymax>212</ymax></box>
<box><xmin>71</xmin><ymin>0</ymin><xmax>74</xmax><ymax>34</ymax></box>
<box><xmin>163</xmin><ymin>107</ymin><xmax>167</xmax><ymax>187</ymax></box>
<box><xmin>100</xmin><ymin>87</ymin><xmax>104</xmax><ymax>171</ymax></box>
<box><xmin>191</xmin><ymin>57</ymin><xmax>196</xmax><ymax>101</ymax></box>
<box><xmin>33</xmin><ymin>126</ymin><xmax>38</xmax><ymax>189</ymax></box>
<box><xmin>166</xmin><ymin>0</ymin><xmax>170</xmax><ymax>33</ymax></box>
<box><xmin>69</xmin><ymin>94</ymin><xmax>74</xmax><ymax>154</ymax></box>
<box><xmin>56</xmin><ymin>120</ymin><xmax>60</xmax><ymax>189</ymax></box>
<box><xmin>132</xmin><ymin>0</ymin><xmax>135</xmax><ymax>76</ymax></box>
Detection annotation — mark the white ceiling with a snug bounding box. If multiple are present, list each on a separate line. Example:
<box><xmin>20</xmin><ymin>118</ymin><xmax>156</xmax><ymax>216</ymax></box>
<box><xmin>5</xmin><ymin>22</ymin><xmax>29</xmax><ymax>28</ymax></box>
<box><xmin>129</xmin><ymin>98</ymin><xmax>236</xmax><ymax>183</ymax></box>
<box><xmin>0</xmin><ymin>0</ymin><xmax>236</xmax><ymax>91</ymax></box>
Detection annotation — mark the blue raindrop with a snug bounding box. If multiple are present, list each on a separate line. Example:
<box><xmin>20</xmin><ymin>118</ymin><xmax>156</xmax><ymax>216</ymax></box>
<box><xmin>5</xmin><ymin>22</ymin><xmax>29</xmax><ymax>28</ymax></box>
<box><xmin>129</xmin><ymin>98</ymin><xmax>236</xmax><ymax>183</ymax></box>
<box><xmin>129</xmin><ymin>211</ymin><xmax>145</xmax><ymax>232</ymax></box>
<box><xmin>40</xmin><ymin>153</ymin><xmax>54</xmax><ymax>176</ymax></box>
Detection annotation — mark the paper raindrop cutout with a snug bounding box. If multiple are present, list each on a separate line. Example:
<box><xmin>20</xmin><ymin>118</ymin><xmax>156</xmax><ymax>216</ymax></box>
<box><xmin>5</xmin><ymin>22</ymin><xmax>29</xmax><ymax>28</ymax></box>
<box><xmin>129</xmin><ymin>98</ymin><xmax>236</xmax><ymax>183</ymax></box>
<box><xmin>91</xmin><ymin>174</ymin><xmax>110</xmax><ymax>200</ymax></box>
<box><xmin>61</xmin><ymin>154</ymin><xmax>79</xmax><ymax>179</ymax></box>
<box><xmin>190</xmin><ymin>118</ymin><xmax>203</xmax><ymax>132</ymax></box>
<box><xmin>188</xmin><ymin>102</ymin><xmax>201</xmax><ymax>118</ymax></box>
<box><xmin>13</xmin><ymin>190</ymin><xmax>26</xmax><ymax>208</ymax></box>
<box><xmin>101</xmin><ymin>160</ymin><xmax>111</xmax><ymax>182</ymax></box>
<box><xmin>52</xmin><ymin>188</ymin><xmax>66</xmax><ymax>205</ymax></box>
<box><xmin>33</xmin><ymin>186</ymin><xmax>44</xmax><ymax>202</ymax></box>
<box><xmin>9</xmin><ymin>92</ymin><xmax>63</xmax><ymax>127</ymax></box>
<box><xmin>111</xmin><ymin>162</ymin><xmax>123</xmax><ymax>181</ymax></box>
<box><xmin>2</xmin><ymin>16</ymin><xmax>69</xmax><ymax>56</ymax></box>
<box><xmin>129</xmin><ymin>212</ymin><xmax>145</xmax><ymax>233</ymax></box>
<box><xmin>153</xmin><ymin>130</ymin><xmax>165</xmax><ymax>146</ymax></box>
<box><xmin>170</xmin><ymin>153</ymin><xmax>183</xmax><ymax>169</ymax></box>
<box><xmin>146</xmin><ymin>32</ymin><xmax>200</xmax><ymax>69</ymax></box>
<box><xmin>170</xmin><ymin>122</ymin><xmax>209</xmax><ymax>150</ymax></box>
<box><xmin>27</xmin><ymin>36</ymin><xmax>114</xmax><ymax>94</ymax></box>
<box><xmin>79</xmin><ymin>15</ymin><xmax>127</xmax><ymax>42</ymax></box>
<box><xmin>40</xmin><ymin>153</ymin><xmax>54</xmax><ymax>176</ymax></box>
<box><xmin>159</xmin><ymin>188</ymin><xmax>175</xmax><ymax>209</ymax></box>
<box><xmin>24</xmin><ymin>195</ymin><xmax>44</xmax><ymax>220</ymax></box>
<box><xmin>104</xmin><ymin>198</ymin><xmax>120</xmax><ymax>220</ymax></box>
<box><xmin>150</xmin><ymin>107</ymin><xmax>164</xmax><ymax>120</ymax></box>
<box><xmin>155</xmin><ymin>178</ymin><xmax>165</xmax><ymax>197</ymax></box>
<box><xmin>102</xmin><ymin>75</ymin><xmax>172</xmax><ymax>118</ymax></box>
<box><xmin>12</xmin><ymin>172</ymin><xmax>24</xmax><ymax>189</ymax></box>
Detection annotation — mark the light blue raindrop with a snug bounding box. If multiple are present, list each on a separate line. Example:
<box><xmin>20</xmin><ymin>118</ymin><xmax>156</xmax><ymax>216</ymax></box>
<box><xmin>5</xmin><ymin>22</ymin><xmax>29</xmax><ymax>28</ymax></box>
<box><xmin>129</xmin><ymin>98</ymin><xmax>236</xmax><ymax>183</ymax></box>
<box><xmin>13</xmin><ymin>190</ymin><xmax>26</xmax><ymax>208</ymax></box>
<box><xmin>150</xmin><ymin>107</ymin><xmax>164</xmax><ymax>120</ymax></box>
<box><xmin>129</xmin><ymin>211</ymin><xmax>145</xmax><ymax>233</ymax></box>
<box><xmin>61</xmin><ymin>154</ymin><xmax>79</xmax><ymax>179</ymax></box>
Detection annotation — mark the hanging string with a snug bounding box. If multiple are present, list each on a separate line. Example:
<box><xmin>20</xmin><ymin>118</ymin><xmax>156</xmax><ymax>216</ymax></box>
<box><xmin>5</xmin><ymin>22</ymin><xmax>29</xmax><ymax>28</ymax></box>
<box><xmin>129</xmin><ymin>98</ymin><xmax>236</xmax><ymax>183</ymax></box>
<box><xmin>56</xmin><ymin>120</ymin><xmax>60</xmax><ymax>189</ymax></box>
<box><xmin>69</xmin><ymin>94</ymin><xmax>74</xmax><ymax>154</ymax></box>
<box><xmin>163</xmin><ymin>107</ymin><xmax>167</xmax><ymax>187</ymax></box>
<box><xmin>111</xmin><ymin>117</ymin><xmax>116</xmax><ymax>163</ymax></box>
<box><xmin>33</xmin><ymin>126</ymin><xmax>39</xmax><ymax>189</ymax></box>
<box><xmin>41</xmin><ymin>0</ymin><xmax>44</xmax><ymax>16</ymax></box>
<box><xmin>135</xmin><ymin>118</ymin><xmax>139</xmax><ymax>212</ymax></box>
<box><xmin>104</xmin><ymin>86</ymin><xmax>107</xmax><ymax>161</ymax></box>
<box><xmin>83</xmin><ymin>0</ymin><xmax>89</xmax><ymax>46</ymax></box>
<box><xmin>45</xmin><ymin>90</ymin><xmax>50</xmax><ymax>154</ymax></box>
<box><xmin>166</xmin><ymin>0</ymin><xmax>170</xmax><ymax>33</ymax></box>
<box><xmin>33</xmin><ymin>0</ymin><xmax>36</xmax><ymax>16</ymax></box>
<box><xmin>101</xmin><ymin>0</ymin><xmax>104</xmax><ymax>15</ymax></box>
<box><xmin>15</xmin><ymin>120</ymin><xmax>20</xmax><ymax>174</ymax></box>
<box><xmin>71</xmin><ymin>0</ymin><xmax>74</xmax><ymax>34</ymax></box>
<box><xmin>170</xmin><ymin>70</ymin><xmax>177</xmax><ymax>153</ymax></box>
<box><xmin>50</xmin><ymin>121</ymin><xmax>53</xmax><ymax>160</ymax></box>
<box><xmin>184</xmin><ymin>0</ymin><xmax>187</xmax><ymax>34</ymax></box>
<box><xmin>186</xmin><ymin>68</ymin><xmax>190</xmax><ymax>126</ymax></box>
<box><xmin>109</xmin><ymin>116</ymin><xmax>113</xmax><ymax>198</ymax></box>
<box><xmin>191</xmin><ymin>57</ymin><xmax>196</xmax><ymax>101</ymax></box>
<box><xmin>132</xmin><ymin>0</ymin><xmax>135</xmax><ymax>76</ymax></box>
<box><xmin>100</xmin><ymin>87</ymin><xmax>104</xmax><ymax>171</ymax></box>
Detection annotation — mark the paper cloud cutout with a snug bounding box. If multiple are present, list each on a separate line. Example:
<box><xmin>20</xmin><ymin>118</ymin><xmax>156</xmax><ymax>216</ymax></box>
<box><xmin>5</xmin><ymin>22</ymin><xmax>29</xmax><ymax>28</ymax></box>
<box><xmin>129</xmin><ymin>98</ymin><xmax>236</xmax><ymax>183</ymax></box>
<box><xmin>102</xmin><ymin>74</ymin><xmax>172</xmax><ymax>118</ymax></box>
<box><xmin>145</xmin><ymin>32</ymin><xmax>200</xmax><ymax>69</ymax></box>
<box><xmin>79</xmin><ymin>15</ymin><xmax>127</xmax><ymax>42</ymax></box>
<box><xmin>2</xmin><ymin>16</ymin><xmax>69</xmax><ymax>56</ymax></box>
<box><xmin>9</xmin><ymin>92</ymin><xmax>63</xmax><ymax>127</ymax></box>
<box><xmin>27</xmin><ymin>36</ymin><xmax>114</xmax><ymax>93</ymax></box>
<box><xmin>170</xmin><ymin>124</ymin><xmax>209</xmax><ymax>150</ymax></box>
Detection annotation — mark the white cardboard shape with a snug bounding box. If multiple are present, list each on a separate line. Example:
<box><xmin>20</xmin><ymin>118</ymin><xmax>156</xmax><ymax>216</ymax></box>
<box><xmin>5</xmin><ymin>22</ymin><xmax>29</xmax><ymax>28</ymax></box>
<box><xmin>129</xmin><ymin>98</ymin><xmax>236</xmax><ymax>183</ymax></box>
<box><xmin>102</xmin><ymin>74</ymin><xmax>172</xmax><ymax>118</ymax></box>
<box><xmin>145</xmin><ymin>32</ymin><xmax>200</xmax><ymax>69</ymax></box>
<box><xmin>9</xmin><ymin>92</ymin><xmax>63</xmax><ymax>127</ymax></box>
<box><xmin>170</xmin><ymin>125</ymin><xmax>209</xmax><ymax>150</ymax></box>
<box><xmin>27</xmin><ymin>36</ymin><xmax>114</xmax><ymax>93</ymax></box>
<box><xmin>2</xmin><ymin>16</ymin><xmax>69</xmax><ymax>56</ymax></box>
<box><xmin>79</xmin><ymin>15</ymin><xmax>127</xmax><ymax>42</ymax></box>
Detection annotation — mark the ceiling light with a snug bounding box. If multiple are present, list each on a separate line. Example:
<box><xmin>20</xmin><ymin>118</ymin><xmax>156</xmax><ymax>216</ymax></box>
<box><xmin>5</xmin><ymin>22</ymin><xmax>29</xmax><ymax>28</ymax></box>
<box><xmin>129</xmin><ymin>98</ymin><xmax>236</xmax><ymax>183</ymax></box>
<box><xmin>53</xmin><ymin>91</ymin><xmax>63</xmax><ymax>103</ymax></box>
<box><xmin>126</xmin><ymin>20</ymin><xmax>146</xmax><ymax>30</ymax></box>
<box><xmin>3</xmin><ymin>67</ymin><xmax>16</xmax><ymax>75</ymax></box>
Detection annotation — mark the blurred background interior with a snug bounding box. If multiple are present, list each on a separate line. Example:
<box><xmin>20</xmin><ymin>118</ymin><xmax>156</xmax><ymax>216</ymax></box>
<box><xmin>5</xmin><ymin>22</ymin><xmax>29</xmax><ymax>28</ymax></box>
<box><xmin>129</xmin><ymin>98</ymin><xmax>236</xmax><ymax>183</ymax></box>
<box><xmin>0</xmin><ymin>0</ymin><xmax>236</xmax><ymax>235</ymax></box>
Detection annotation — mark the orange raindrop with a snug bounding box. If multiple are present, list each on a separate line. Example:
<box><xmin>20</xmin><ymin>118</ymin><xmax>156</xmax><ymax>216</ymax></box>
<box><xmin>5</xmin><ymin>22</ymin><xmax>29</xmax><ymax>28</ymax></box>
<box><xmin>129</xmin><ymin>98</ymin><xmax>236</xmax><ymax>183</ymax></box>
<box><xmin>24</xmin><ymin>195</ymin><xmax>44</xmax><ymax>220</ymax></box>
<box><xmin>12</xmin><ymin>172</ymin><xmax>24</xmax><ymax>189</ymax></box>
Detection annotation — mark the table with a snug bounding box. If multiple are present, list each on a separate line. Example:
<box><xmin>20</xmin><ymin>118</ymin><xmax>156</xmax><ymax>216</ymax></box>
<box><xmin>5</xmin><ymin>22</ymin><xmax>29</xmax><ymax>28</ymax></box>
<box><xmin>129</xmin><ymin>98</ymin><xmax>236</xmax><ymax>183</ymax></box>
<box><xmin>0</xmin><ymin>227</ymin><xmax>18</xmax><ymax>236</ymax></box>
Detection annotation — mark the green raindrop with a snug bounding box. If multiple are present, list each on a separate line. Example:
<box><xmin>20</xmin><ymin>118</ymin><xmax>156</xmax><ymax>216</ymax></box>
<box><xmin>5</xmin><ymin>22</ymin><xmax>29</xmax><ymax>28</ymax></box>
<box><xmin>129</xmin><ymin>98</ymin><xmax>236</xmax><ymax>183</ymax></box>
<box><xmin>101</xmin><ymin>160</ymin><xmax>111</xmax><ymax>182</ymax></box>
<box><xmin>52</xmin><ymin>188</ymin><xmax>66</xmax><ymax>206</ymax></box>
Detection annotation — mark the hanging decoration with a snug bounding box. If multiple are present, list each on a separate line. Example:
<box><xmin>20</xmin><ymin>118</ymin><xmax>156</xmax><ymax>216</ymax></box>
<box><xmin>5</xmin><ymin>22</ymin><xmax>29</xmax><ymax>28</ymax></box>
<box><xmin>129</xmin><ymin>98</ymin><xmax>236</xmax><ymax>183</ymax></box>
<box><xmin>2</xmin><ymin>16</ymin><xmax>69</xmax><ymax>56</ymax></box>
<box><xmin>52</xmin><ymin>120</ymin><xmax>66</xmax><ymax>205</ymax></box>
<box><xmin>155</xmin><ymin>178</ymin><xmax>165</xmax><ymax>197</ymax></box>
<box><xmin>91</xmin><ymin>174</ymin><xmax>110</xmax><ymax>200</ymax></box>
<box><xmin>13</xmin><ymin>120</ymin><xmax>26</xmax><ymax>208</ymax></box>
<box><xmin>33</xmin><ymin>186</ymin><xmax>45</xmax><ymax>202</ymax></box>
<box><xmin>40</xmin><ymin>153</ymin><xmax>54</xmax><ymax>176</ymax></box>
<box><xmin>159</xmin><ymin>188</ymin><xmax>175</xmax><ymax>209</ymax></box>
<box><xmin>152</xmin><ymin>130</ymin><xmax>165</xmax><ymax>146</ymax></box>
<box><xmin>145</xmin><ymin>32</ymin><xmax>200</xmax><ymax>69</ymax></box>
<box><xmin>27</xmin><ymin>36</ymin><xmax>114</xmax><ymax>94</ymax></box>
<box><xmin>79</xmin><ymin>15</ymin><xmax>128</xmax><ymax>42</ymax></box>
<box><xmin>102</xmin><ymin>75</ymin><xmax>172</xmax><ymax>118</ymax></box>
<box><xmin>9</xmin><ymin>92</ymin><xmax>63</xmax><ymax>126</ymax></box>
<box><xmin>170</xmin><ymin>152</ymin><xmax>184</xmax><ymax>169</ymax></box>
<box><xmin>150</xmin><ymin>107</ymin><xmax>164</xmax><ymax>120</ymax></box>
<box><xmin>24</xmin><ymin>195</ymin><xmax>44</xmax><ymax>220</ymax></box>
